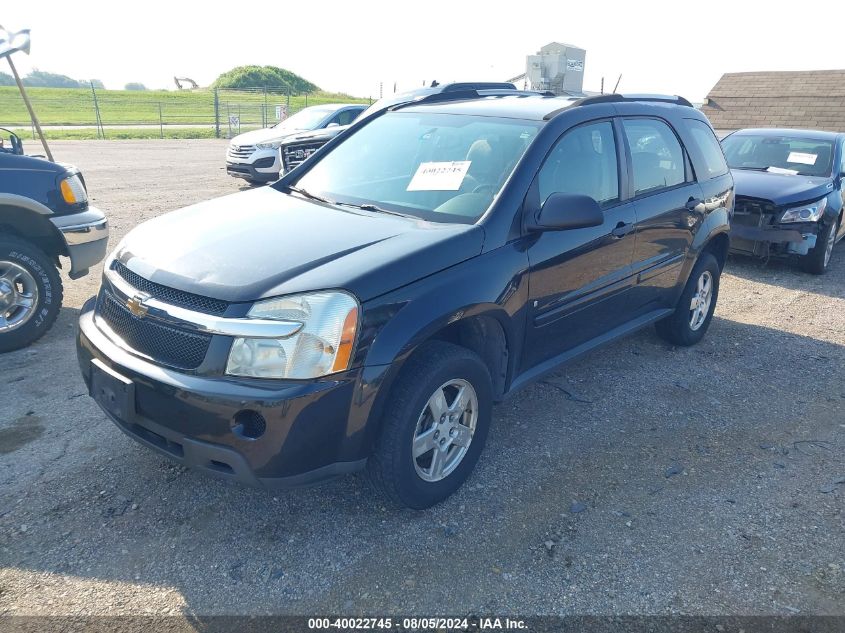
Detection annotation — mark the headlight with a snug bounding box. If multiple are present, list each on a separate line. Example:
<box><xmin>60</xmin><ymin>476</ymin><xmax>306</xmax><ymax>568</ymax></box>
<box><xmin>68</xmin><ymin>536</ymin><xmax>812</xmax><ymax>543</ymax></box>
<box><xmin>780</xmin><ymin>197</ymin><xmax>827</xmax><ymax>223</ymax></box>
<box><xmin>226</xmin><ymin>291</ymin><xmax>359</xmax><ymax>379</ymax></box>
<box><xmin>255</xmin><ymin>140</ymin><xmax>283</xmax><ymax>149</ymax></box>
<box><xmin>60</xmin><ymin>173</ymin><xmax>88</xmax><ymax>205</ymax></box>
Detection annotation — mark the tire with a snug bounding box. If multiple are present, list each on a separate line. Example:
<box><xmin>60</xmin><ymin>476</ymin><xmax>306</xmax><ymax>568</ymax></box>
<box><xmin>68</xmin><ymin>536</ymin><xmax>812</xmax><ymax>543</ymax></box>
<box><xmin>0</xmin><ymin>236</ymin><xmax>63</xmax><ymax>353</ymax></box>
<box><xmin>367</xmin><ymin>341</ymin><xmax>493</xmax><ymax>509</ymax></box>
<box><xmin>655</xmin><ymin>252</ymin><xmax>720</xmax><ymax>347</ymax></box>
<box><xmin>800</xmin><ymin>218</ymin><xmax>838</xmax><ymax>275</ymax></box>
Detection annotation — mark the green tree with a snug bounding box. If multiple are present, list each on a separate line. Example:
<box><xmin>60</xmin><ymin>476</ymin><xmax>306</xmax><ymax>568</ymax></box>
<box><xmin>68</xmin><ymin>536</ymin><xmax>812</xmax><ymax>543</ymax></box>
<box><xmin>22</xmin><ymin>70</ymin><xmax>81</xmax><ymax>88</ymax></box>
<box><xmin>212</xmin><ymin>65</ymin><xmax>318</xmax><ymax>92</ymax></box>
<box><xmin>86</xmin><ymin>79</ymin><xmax>105</xmax><ymax>89</ymax></box>
<box><xmin>124</xmin><ymin>82</ymin><xmax>147</xmax><ymax>91</ymax></box>
<box><xmin>0</xmin><ymin>72</ymin><xmax>15</xmax><ymax>86</ymax></box>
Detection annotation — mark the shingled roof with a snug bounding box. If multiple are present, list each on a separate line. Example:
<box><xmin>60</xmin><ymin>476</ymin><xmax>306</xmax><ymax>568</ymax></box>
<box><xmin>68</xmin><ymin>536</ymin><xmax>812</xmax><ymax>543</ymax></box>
<box><xmin>700</xmin><ymin>70</ymin><xmax>845</xmax><ymax>132</ymax></box>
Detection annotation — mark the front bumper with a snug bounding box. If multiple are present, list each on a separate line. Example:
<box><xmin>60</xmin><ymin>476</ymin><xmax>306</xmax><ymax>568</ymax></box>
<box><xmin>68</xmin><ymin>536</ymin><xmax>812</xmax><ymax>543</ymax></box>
<box><xmin>729</xmin><ymin>222</ymin><xmax>818</xmax><ymax>257</ymax></box>
<box><xmin>76</xmin><ymin>297</ymin><xmax>373</xmax><ymax>489</ymax></box>
<box><xmin>225</xmin><ymin>149</ymin><xmax>280</xmax><ymax>182</ymax></box>
<box><xmin>50</xmin><ymin>206</ymin><xmax>109</xmax><ymax>279</ymax></box>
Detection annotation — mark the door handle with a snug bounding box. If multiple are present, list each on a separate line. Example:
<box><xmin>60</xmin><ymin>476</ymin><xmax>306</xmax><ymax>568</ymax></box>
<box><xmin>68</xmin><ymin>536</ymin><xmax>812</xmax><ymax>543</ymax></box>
<box><xmin>685</xmin><ymin>197</ymin><xmax>704</xmax><ymax>211</ymax></box>
<box><xmin>611</xmin><ymin>222</ymin><xmax>634</xmax><ymax>238</ymax></box>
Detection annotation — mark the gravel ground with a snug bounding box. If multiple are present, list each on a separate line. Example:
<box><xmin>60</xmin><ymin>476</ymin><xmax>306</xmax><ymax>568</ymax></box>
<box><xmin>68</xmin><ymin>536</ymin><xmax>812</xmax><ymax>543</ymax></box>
<box><xmin>0</xmin><ymin>140</ymin><xmax>843</xmax><ymax>618</ymax></box>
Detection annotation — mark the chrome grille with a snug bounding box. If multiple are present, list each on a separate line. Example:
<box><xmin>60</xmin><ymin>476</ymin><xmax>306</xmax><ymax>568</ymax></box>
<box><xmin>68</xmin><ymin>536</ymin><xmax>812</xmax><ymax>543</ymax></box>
<box><xmin>282</xmin><ymin>141</ymin><xmax>325</xmax><ymax>171</ymax></box>
<box><xmin>227</xmin><ymin>144</ymin><xmax>256</xmax><ymax>160</ymax></box>
<box><xmin>96</xmin><ymin>288</ymin><xmax>212</xmax><ymax>370</ymax></box>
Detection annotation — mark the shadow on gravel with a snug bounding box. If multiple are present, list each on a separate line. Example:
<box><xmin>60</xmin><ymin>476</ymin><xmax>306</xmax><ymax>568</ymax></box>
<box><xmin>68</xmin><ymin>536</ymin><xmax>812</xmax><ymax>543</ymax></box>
<box><xmin>724</xmin><ymin>246</ymin><xmax>844</xmax><ymax>299</ymax></box>
<box><xmin>1</xmin><ymin>310</ymin><xmax>844</xmax><ymax>616</ymax></box>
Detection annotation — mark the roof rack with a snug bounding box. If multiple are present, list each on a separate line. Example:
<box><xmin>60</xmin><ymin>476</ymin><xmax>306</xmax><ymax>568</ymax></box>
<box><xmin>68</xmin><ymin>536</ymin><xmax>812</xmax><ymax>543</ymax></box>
<box><xmin>542</xmin><ymin>93</ymin><xmax>693</xmax><ymax>120</ymax></box>
<box><xmin>441</xmin><ymin>82</ymin><xmax>517</xmax><ymax>92</ymax></box>
<box><xmin>390</xmin><ymin>88</ymin><xmax>555</xmax><ymax>111</ymax></box>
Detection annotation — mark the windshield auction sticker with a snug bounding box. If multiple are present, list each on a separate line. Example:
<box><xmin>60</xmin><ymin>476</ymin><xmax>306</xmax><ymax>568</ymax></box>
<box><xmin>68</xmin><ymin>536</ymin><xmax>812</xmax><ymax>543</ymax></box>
<box><xmin>407</xmin><ymin>161</ymin><xmax>471</xmax><ymax>191</ymax></box>
<box><xmin>787</xmin><ymin>151</ymin><xmax>818</xmax><ymax>165</ymax></box>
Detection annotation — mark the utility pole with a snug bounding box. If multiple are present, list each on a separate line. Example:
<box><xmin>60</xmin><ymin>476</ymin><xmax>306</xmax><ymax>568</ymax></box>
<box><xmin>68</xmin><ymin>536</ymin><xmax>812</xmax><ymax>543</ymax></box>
<box><xmin>213</xmin><ymin>88</ymin><xmax>220</xmax><ymax>138</ymax></box>
<box><xmin>90</xmin><ymin>81</ymin><xmax>104</xmax><ymax>139</ymax></box>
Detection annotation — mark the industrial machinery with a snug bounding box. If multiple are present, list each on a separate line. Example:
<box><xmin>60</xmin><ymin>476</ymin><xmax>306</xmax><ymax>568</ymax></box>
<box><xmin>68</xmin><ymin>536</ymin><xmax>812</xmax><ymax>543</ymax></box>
<box><xmin>173</xmin><ymin>76</ymin><xmax>199</xmax><ymax>90</ymax></box>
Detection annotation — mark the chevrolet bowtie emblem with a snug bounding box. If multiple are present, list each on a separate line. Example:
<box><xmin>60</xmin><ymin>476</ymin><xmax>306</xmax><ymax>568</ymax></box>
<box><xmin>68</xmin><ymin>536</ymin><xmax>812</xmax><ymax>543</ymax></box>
<box><xmin>126</xmin><ymin>293</ymin><xmax>150</xmax><ymax>318</ymax></box>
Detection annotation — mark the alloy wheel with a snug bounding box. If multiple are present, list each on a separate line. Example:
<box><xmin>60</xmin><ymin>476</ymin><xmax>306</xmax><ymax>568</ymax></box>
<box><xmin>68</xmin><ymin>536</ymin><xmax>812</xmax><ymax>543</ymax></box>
<box><xmin>412</xmin><ymin>379</ymin><xmax>478</xmax><ymax>482</ymax></box>
<box><xmin>0</xmin><ymin>260</ymin><xmax>39</xmax><ymax>333</ymax></box>
<box><xmin>689</xmin><ymin>270</ymin><xmax>713</xmax><ymax>331</ymax></box>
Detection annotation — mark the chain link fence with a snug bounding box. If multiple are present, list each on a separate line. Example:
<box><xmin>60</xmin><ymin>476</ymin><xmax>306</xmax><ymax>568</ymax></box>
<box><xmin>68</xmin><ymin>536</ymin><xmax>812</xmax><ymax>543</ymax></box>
<box><xmin>0</xmin><ymin>85</ymin><xmax>370</xmax><ymax>139</ymax></box>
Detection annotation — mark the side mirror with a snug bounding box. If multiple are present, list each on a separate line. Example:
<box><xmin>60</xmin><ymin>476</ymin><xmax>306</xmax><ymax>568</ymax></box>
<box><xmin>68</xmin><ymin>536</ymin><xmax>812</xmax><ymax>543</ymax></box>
<box><xmin>326</xmin><ymin>122</ymin><xmax>340</xmax><ymax>128</ymax></box>
<box><xmin>527</xmin><ymin>192</ymin><xmax>604</xmax><ymax>232</ymax></box>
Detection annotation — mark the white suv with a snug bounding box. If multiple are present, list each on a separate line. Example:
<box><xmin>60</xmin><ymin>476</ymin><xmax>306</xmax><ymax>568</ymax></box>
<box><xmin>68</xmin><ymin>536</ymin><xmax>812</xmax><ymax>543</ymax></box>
<box><xmin>225</xmin><ymin>103</ymin><xmax>366</xmax><ymax>184</ymax></box>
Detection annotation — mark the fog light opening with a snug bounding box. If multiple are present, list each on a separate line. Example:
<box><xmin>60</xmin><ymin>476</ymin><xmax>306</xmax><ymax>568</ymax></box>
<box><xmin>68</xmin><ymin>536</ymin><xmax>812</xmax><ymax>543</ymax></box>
<box><xmin>231</xmin><ymin>409</ymin><xmax>267</xmax><ymax>440</ymax></box>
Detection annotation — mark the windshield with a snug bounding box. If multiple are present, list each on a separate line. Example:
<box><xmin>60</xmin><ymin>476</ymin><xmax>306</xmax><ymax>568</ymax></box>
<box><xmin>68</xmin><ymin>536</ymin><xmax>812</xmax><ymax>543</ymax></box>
<box><xmin>290</xmin><ymin>111</ymin><xmax>540</xmax><ymax>224</ymax></box>
<box><xmin>722</xmin><ymin>134</ymin><xmax>834</xmax><ymax>177</ymax></box>
<box><xmin>274</xmin><ymin>107</ymin><xmax>333</xmax><ymax>131</ymax></box>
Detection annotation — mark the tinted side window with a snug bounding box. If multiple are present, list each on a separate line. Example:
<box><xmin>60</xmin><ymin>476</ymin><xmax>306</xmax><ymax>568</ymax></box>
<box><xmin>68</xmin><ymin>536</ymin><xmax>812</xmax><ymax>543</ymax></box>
<box><xmin>335</xmin><ymin>109</ymin><xmax>360</xmax><ymax>126</ymax></box>
<box><xmin>686</xmin><ymin>119</ymin><xmax>728</xmax><ymax>179</ymax></box>
<box><xmin>538</xmin><ymin>121</ymin><xmax>619</xmax><ymax>207</ymax></box>
<box><xmin>622</xmin><ymin>119</ymin><xmax>685</xmax><ymax>195</ymax></box>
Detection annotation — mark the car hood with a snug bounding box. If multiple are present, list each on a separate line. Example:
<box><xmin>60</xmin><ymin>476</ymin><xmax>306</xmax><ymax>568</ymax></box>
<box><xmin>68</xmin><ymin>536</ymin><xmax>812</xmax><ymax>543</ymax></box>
<box><xmin>0</xmin><ymin>151</ymin><xmax>67</xmax><ymax>174</ymax></box>
<box><xmin>281</xmin><ymin>126</ymin><xmax>349</xmax><ymax>145</ymax></box>
<box><xmin>731</xmin><ymin>169</ymin><xmax>833</xmax><ymax>207</ymax></box>
<box><xmin>114</xmin><ymin>187</ymin><xmax>484</xmax><ymax>303</ymax></box>
<box><xmin>229</xmin><ymin>127</ymin><xmax>307</xmax><ymax>145</ymax></box>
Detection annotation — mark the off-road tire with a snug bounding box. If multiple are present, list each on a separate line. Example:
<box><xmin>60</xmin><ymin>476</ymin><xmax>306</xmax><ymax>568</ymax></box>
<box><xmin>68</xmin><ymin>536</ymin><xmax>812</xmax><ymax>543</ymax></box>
<box><xmin>0</xmin><ymin>236</ymin><xmax>63</xmax><ymax>352</ymax></box>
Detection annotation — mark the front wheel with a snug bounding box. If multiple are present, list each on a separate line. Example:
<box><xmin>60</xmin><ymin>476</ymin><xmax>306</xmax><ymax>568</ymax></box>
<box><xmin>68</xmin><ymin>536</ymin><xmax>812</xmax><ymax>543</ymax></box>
<box><xmin>655</xmin><ymin>252</ymin><xmax>720</xmax><ymax>347</ymax></box>
<box><xmin>368</xmin><ymin>341</ymin><xmax>493</xmax><ymax>509</ymax></box>
<box><xmin>0</xmin><ymin>236</ymin><xmax>63</xmax><ymax>352</ymax></box>
<box><xmin>800</xmin><ymin>218</ymin><xmax>838</xmax><ymax>275</ymax></box>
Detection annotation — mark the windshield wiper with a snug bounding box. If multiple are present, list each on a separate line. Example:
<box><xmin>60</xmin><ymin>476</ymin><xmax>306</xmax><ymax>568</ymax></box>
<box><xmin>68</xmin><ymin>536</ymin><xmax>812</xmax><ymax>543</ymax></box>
<box><xmin>334</xmin><ymin>201</ymin><xmax>411</xmax><ymax>218</ymax></box>
<box><xmin>285</xmin><ymin>185</ymin><xmax>335</xmax><ymax>205</ymax></box>
<box><xmin>286</xmin><ymin>187</ymin><xmax>410</xmax><ymax>217</ymax></box>
<box><xmin>732</xmin><ymin>166</ymin><xmax>770</xmax><ymax>171</ymax></box>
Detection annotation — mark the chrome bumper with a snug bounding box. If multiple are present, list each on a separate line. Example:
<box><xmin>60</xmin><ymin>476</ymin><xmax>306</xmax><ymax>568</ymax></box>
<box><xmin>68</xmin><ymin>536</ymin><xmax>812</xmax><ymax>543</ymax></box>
<box><xmin>50</xmin><ymin>206</ymin><xmax>110</xmax><ymax>279</ymax></box>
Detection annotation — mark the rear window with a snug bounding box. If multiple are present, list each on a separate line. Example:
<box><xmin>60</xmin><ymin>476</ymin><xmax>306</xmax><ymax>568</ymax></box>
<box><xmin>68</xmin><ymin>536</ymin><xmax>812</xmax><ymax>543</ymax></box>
<box><xmin>686</xmin><ymin>119</ymin><xmax>729</xmax><ymax>179</ymax></box>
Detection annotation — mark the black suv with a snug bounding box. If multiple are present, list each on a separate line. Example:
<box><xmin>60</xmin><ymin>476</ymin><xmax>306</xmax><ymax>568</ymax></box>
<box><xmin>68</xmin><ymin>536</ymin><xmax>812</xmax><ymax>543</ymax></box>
<box><xmin>77</xmin><ymin>92</ymin><xmax>732</xmax><ymax>508</ymax></box>
<box><xmin>1</xmin><ymin>128</ymin><xmax>109</xmax><ymax>351</ymax></box>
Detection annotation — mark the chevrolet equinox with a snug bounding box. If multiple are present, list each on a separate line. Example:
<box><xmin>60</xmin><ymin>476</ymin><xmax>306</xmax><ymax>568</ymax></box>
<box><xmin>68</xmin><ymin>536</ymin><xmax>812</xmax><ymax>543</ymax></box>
<box><xmin>77</xmin><ymin>91</ymin><xmax>733</xmax><ymax>508</ymax></box>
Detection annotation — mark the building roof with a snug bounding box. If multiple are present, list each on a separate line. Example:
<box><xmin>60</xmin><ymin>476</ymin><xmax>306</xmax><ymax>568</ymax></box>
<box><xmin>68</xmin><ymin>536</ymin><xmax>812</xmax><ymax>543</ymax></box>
<box><xmin>701</xmin><ymin>70</ymin><xmax>845</xmax><ymax>132</ymax></box>
<box><xmin>539</xmin><ymin>41</ymin><xmax>585</xmax><ymax>54</ymax></box>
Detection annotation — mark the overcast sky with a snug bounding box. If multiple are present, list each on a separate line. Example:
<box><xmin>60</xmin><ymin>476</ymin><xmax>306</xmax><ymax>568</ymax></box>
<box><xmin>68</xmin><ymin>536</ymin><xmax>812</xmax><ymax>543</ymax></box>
<box><xmin>4</xmin><ymin>0</ymin><xmax>842</xmax><ymax>100</ymax></box>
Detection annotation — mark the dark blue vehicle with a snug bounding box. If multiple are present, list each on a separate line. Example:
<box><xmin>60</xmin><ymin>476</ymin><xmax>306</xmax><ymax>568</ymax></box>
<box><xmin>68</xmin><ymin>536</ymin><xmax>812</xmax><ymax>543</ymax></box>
<box><xmin>77</xmin><ymin>91</ymin><xmax>733</xmax><ymax>508</ymax></box>
<box><xmin>1</xmin><ymin>128</ymin><xmax>109</xmax><ymax>351</ymax></box>
<box><xmin>722</xmin><ymin>128</ymin><xmax>845</xmax><ymax>274</ymax></box>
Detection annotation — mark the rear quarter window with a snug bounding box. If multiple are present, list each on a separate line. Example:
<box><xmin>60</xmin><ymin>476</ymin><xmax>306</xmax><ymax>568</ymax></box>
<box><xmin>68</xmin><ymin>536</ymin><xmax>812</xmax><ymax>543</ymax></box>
<box><xmin>686</xmin><ymin>119</ymin><xmax>729</xmax><ymax>179</ymax></box>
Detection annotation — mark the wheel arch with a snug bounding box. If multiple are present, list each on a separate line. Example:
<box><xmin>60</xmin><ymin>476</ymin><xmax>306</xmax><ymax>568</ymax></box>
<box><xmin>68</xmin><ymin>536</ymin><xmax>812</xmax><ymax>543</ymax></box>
<box><xmin>700</xmin><ymin>230</ymin><xmax>730</xmax><ymax>271</ymax></box>
<box><xmin>368</xmin><ymin>306</ymin><xmax>515</xmax><ymax>400</ymax></box>
<box><xmin>357</xmin><ymin>306</ymin><xmax>517</xmax><ymax>456</ymax></box>
<box><xmin>0</xmin><ymin>204</ymin><xmax>67</xmax><ymax>263</ymax></box>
